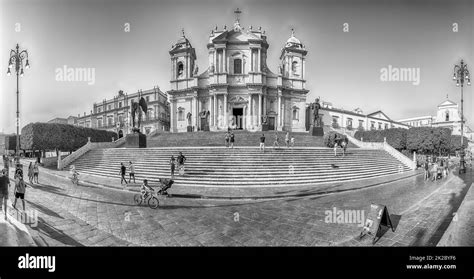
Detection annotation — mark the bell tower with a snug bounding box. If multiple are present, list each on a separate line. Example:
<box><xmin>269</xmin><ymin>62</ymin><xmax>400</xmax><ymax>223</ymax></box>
<box><xmin>169</xmin><ymin>29</ymin><xmax>197</xmax><ymax>83</ymax></box>
<box><xmin>280</xmin><ymin>29</ymin><xmax>307</xmax><ymax>89</ymax></box>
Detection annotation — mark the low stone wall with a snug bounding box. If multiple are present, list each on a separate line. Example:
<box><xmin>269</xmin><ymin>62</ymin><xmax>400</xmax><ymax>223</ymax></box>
<box><xmin>42</xmin><ymin>155</ymin><xmax>68</xmax><ymax>168</ymax></box>
<box><xmin>57</xmin><ymin>136</ymin><xmax>126</xmax><ymax>170</ymax></box>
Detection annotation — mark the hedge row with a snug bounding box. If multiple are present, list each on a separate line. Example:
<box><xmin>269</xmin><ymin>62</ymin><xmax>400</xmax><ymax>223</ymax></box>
<box><xmin>20</xmin><ymin>122</ymin><xmax>117</xmax><ymax>152</ymax></box>
<box><xmin>354</xmin><ymin>127</ymin><xmax>468</xmax><ymax>155</ymax></box>
<box><xmin>323</xmin><ymin>131</ymin><xmax>347</xmax><ymax>148</ymax></box>
<box><xmin>4</xmin><ymin>135</ymin><xmax>19</xmax><ymax>150</ymax></box>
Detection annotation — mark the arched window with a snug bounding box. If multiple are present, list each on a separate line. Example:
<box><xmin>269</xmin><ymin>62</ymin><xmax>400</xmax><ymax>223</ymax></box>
<box><xmin>292</xmin><ymin>107</ymin><xmax>299</xmax><ymax>121</ymax></box>
<box><xmin>292</xmin><ymin>61</ymin><xmax>298</xmax><ymax>74</ymax></box>
<box><xmin>178</xmin><ymin>108</ymin><xmax>185</xmax><ymax>121</ymax></box>
<box><xmin>234</xmin><ymin>58</ymin><xmax>242</xmax><ymax>74</ymax></box>
<box><xmin>445</xmin><ymin>110</ymin><xmax>449</xmax><ymax>122</ymax></box>
<box><xmin>177</xmin><ymin>62</ymin><xmax>184</xmax><ymax>78</ymax></box>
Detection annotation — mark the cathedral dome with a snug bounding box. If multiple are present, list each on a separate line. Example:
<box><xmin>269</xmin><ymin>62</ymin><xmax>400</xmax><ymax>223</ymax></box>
<box><xmin>285</xmin><ymin>29</ymin><xmax>303</xmax><ymax>48</ymax></box>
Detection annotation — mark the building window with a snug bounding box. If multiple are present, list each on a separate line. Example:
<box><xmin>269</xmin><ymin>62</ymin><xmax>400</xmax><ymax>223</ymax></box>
<box><xmin>178</xmin><ymin>108</ymin><xmax>185</xmax><ymax>121</ymax></box>
<box><xmin>146</xmin><ymin>96</ymin><xmax>150</xmax><ymax>103</ymax></box>
<box><xmin>384</xmin><ymin>123</ymin><xmax>388</xmax><ymax>130</ymax></box>
<box><xmin>370</xmin><ymin>121</ymin><xmax>375</xmax><ymax>130</ymax></box>
<box><xmin>291</xmin><ymin>61</ymin><xmax>298</xmax><ymax>75</ymax></box>
<box><xmin>98</xmin><ymin>118</ymin><xmax>102</xmax><ymax>127</ymax></box>
<box><xmin>445</xmin><ymin>110</ymin><xmax>449</xmax><ymax>122</ymax></box>
<box><xmin>108</xmin><ymin>105</ymin><xmax>111</xmax><ymax>111</ymax></box>
<box><xmin>358</xmin><ymin>120</ymin><xmax>364</xmax><ymax>128</ymax></box>
<box><xmin>332</xmin><ymin>116</ymin><xmax>339</xmax><ymax>128</ymax></box>
<box><xmin>119</xmin><ymin>102</ymin><xmax>122</xmax><ymax>108</ymax></box>
<box><xmin>346</xmin><ymin>118</ymin><xmax>353</xmax><ymax>129</ymax></box>
<box><xmin>98</xmin><ymin>107</ymin><xmax>101</xmax><ymax>113</ymax></box>
<box><xmin>108</xmin><ymin>117</ymin><xmax>113</xmax><ymax>126</ymax></box>
<box><xmin>118</xmin><ymin>115</ymin><xmax>123</xmax><ymax>123</ymax></box>
<box><xmin>378</xmin><ymin>123</ymin><xmax>382</xmax><ymax>130</ymax></box>
<box><xmin>234</xmin><ymin>58</ymin><xmax>242</xmax><ymax>74</ymax></box>
<box><xmin>177</xmin><ymin>62</ymin><xmax>184</xmax><ymax>78</ymax></box>
<box><xmin>292</xmin><ymin>108</ymin><xmax>299</xmax><ymax>121</ymax></box>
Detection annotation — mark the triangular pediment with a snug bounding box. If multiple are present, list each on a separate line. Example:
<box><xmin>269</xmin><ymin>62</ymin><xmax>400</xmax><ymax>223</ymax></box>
<box><xmin>213</xmin><ymin>30</ymin><xmax>262</xmax><ymax>43</ymax></box>
<box><xmin>438</xmin><ymin>100</ymin><xmax>457</xmax><ymax>107</ymax></box>
<box><xmin>367</xmin><ymin>111</ymin><xmax>391</xmax><ymax>121</ymax></box>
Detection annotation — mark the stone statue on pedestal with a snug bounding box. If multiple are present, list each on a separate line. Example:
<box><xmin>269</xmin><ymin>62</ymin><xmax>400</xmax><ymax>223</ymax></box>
<box><xmin>310</xmin><ymin>98</ymin><xmax>321</xmax><ymax>127</ymax></box>
<box><xmin>131</xmin><ymin>97</ymin><xmax>148</xmax><ymax>133</ymax></box>
<box><xmin>309</xmin><ymin>98</ymin><xmax>324</xmax><ymax>136</ymax></box>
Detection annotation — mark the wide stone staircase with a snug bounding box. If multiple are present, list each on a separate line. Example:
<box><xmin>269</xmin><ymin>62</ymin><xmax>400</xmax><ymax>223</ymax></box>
<box><xmin>72</xmin><ymin>147</ymin><xmax>412</xmax><ymax>188</ymax></box>
<box><xmin>147</xmin><ymin>130</ymin><xmax>348</xmax><ymax>148</ymax></box>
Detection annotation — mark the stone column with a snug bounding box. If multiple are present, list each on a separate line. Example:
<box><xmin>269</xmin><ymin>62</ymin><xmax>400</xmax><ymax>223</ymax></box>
<box><xmin>277</xmin><ymin>94</ymin><xmax>282</xmax><ymax>127</ymax></box>
<box><xmin>213</xmin><ymin>95</ymin><xmax>217</xmax><ymax>127</ymax></box>
<box><xmin>248</xmin><ymin>94</ymin><xmax>252</xmax><ymax>129</ymax></box>
<box><xmin>257</xmin><ymin>48</ymin><xmax>261</xmax><ymax>72</ymax></box>
<box><xmin>250</xmin><ymin>48</ymin><xmax>254</xmax><ymax>72</ymax></box>
<box><xmin>223</xmin><ymin>48</ymin><xmax>226</xmax><ymax>72</ymax></box>
<box><xmin>258</xmin><ymin>94</ymin><xmax>262</xmax><ymax>126</ymax></box>
<box><xmin>224</xmin><ymin>94</ymin><xmax>228</xmax><ymax>128</ymax></box>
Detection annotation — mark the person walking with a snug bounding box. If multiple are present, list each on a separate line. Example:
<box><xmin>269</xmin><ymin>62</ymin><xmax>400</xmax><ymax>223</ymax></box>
<box><xmin>177</xmin><ymin>152</ymin><xmax>187</xmax><ymax>176</ymax></box>
<box><xmin>33</xmin><ymin>161</ymin><xmax>39</xmax><ymax>184</ymax></box>
<box><xmin>12</xmin><ymin>174</ymin><xmax>27</xmax><ymax>211</ymax></box>
<box><xmin>290</xmin><ymin>136</ymin><xmax>295</xmax><ymax>148</ymax></box>
<box><xmin>27</xmin><ymin>162</ymin><xmax>34</xmax><ymax>183</ymax></box>
<box><xmin>424</xmin><ymin>160</ymin><xmax>430</xmax><ymax>180</ymax></box>
<box><xmin>229</xmin><ymin>131</ymin><xmax>235</xmax><ymax>149</ymax></box>
<box><xmin>169</xmin><ymin>155</ymin><xmax>176</xmax><ymax>179</ymax></box>
<box><xmin>259</xmin><ymin>134</ymin><xmax>265</xmax><ymax>152</ymax></box>
<box><xmin>128</xmin><ymin>161</ymin><xmax>136</xmax><ymax>183</ymax></box>
<box><xmin>285</xmin><ymin>132</ymin><xmax>290</xmax><ymax>148</ymax></box>
<box><xmin>432</xmin><ymin>162</ymin><xmax>439</xmax><ymax>182</ymax></box>
<box><xmin>0</xmin><ymin>169</ymin><xmax>10</xmax><ymax>221</ymax></box>
<box><xmin>273</xmin><ymin>133</ymin><xmax>280</xmax><ymax>150</ymax></box>
<box><xmin>120</xmin><ymin>163</ymin><xmax>128</xmax><ymax>185</ymax></box>
<box><xmin>224</xmin><ymin>131</ymin><xmax>230</xmax><ymax>148</ymax></box>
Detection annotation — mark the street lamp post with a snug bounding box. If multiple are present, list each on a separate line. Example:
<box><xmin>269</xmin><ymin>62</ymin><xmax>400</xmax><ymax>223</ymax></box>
<box><xmin>7</xmin><ymin>44</ymin><xmax>30</xmax><ymax>163</ymax></box>
<box><xmin>452</xmin><ymin>59</ymin><xmax>471</xmax><ymax>174</ymax></box>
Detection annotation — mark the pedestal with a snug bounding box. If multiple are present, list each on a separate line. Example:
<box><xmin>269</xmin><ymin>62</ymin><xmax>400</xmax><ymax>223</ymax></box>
<box><xmin>125</xmin><ymin>133</ymin><xmax>147</xmax><ymax>148</ymax></box>
<box><xmin>309</xmin><ymin>126</ymin><xmax>324</xmax><ymax>136</ymax></box>
<box><xmin>261</xmin><ymin>124</ymin><xmax>269</xmax><ymax>131</ymax></box>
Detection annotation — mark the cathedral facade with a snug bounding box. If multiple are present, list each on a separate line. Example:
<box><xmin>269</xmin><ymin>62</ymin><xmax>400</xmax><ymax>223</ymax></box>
<box><xmin>167</xmin><ymin>14</ymin><xmax>309</xmax><ymax>133</ymax></box>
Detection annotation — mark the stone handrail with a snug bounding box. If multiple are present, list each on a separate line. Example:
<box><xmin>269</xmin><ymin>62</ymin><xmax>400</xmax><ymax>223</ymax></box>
<box><xmin>344</xmin><ymin>133</ymin><xmax>384</xmax><ymax>149</ymax></box>
<box><xmin>57</xmin><ymin>137</ymin><xmax>125</xmax><ymax>170</ymax></box>
<box><xmin>343</xmin><ymin>132</ymin><xmax>416</xmax><ymax>170</ymax></box>
<box><xmin>382</xmin><ymin>142</ymin><xmax>417</xmax><ymax>170</ymax></box>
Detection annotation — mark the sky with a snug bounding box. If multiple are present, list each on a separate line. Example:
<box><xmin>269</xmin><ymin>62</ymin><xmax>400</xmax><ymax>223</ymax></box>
<box><xmin>0</xmin><ymin>0</ymin><xmax>473</xmax><ymax>133</ymax></box>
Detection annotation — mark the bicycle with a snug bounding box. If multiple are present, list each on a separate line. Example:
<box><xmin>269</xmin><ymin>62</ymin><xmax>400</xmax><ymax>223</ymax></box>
<box><xmin>70</xmin><ymin>173</ymin><xmax>79</xmax><ymax>185</ymax></box>
<box><xmin>134</xmin><ymin>188</ymin><xmax>159</xmax><ymax>209</ymax></box>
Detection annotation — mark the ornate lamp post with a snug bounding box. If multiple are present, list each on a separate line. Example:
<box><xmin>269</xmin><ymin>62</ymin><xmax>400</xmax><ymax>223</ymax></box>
<box><xmin>6</xmin><ymin>44</ymin><xmax>30</xmax><ymax>162</ymax></box>
<box><xmin>452</xmin><ymin>59</ymin><xmax>470</xmax><ymax>174</ymax></box>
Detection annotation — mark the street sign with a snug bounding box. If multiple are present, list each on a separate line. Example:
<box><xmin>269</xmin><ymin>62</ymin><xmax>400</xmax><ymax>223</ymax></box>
<box><xmin>360</xmin><ymin>204</ymin><xmax>395</xmax><ymax>244</ymax></box>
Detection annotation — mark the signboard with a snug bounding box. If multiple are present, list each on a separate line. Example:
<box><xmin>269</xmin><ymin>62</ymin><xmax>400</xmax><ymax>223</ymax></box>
<box><xmin>360</xmin><ymin>203</ymin><xmax>395</xmax><ymax>244</ymax></box>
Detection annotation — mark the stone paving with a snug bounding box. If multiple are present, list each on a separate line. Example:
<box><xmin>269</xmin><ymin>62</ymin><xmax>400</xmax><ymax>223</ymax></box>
<box><xmin>2</xmin><ymin>162</ymin><xmax>472</xmax><ymax>246</ymax></box>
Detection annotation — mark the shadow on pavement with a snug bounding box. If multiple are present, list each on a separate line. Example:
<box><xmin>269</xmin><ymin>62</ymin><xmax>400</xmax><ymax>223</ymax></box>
<box><xmin>30</xmin><ymin>217</ymin><xmax>84</xmax><ymax>246</ymax></box>
<box><xmin>420</xmin><ymin>168</ymin><xmax>472</xmax><ymax>246</ymax></box>
<box><xmin>27</xmin><ymin>200</ymin><xmax>64</xmax><ymax>219</ymax></box>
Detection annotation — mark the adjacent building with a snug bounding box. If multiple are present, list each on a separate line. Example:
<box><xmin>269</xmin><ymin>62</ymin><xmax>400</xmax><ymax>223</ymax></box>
<box><xmin>167</xmin><ymin>12</ymin><xmax>309</xmax><ymax>132</ymax></box>
<box><xmin>48</xmin><ymin>116</ymin><xmax>78</xmax><ymax>125</ymax></box>
<box><xmin>75</xmin><ymin>87</ymin><xmax>170</xmax><ymax>137</ymax></box>
<box><xmin>397</xmin><ymin>98</ymin><xmax>473</xmax><ymax>140</ymax></box>
<box><xmin>306</xmin><ymin>101</ymin><xmax>409</xmax><ymax>132</ymax></box>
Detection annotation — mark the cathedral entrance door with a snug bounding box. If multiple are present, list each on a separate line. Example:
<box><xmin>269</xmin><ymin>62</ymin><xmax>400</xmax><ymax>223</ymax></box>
<box><xmin>232</xmin><ymin>108</ymin><xmax>244</xmax><ymax>130</ymax></box>
<box><xmin>268</xmin><ymin>117</ymin><xmax>275</xmax><ymax>130</ymax></box>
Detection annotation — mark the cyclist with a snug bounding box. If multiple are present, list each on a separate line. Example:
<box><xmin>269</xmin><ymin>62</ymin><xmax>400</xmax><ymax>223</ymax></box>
<box><xmin>69</xmin><ymin>165</ymin><xmax>79</xmax><ymax>183</ymax></box>
<box><xmin>140</xmin><ymin>179</ymin><xmax>153</xmax><ymax>199</ymax></box>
